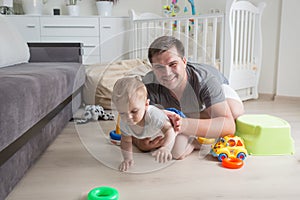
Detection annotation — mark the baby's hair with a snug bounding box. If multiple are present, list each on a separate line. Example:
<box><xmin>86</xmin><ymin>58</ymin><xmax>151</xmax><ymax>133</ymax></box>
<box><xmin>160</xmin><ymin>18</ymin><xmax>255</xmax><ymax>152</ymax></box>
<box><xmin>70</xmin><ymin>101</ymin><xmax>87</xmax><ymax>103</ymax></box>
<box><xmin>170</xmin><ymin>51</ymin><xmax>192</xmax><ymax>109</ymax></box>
<box><xmin>112</xmin><ymin>76</ymin><xmax>147</xmax><ymax>108</ymax></box>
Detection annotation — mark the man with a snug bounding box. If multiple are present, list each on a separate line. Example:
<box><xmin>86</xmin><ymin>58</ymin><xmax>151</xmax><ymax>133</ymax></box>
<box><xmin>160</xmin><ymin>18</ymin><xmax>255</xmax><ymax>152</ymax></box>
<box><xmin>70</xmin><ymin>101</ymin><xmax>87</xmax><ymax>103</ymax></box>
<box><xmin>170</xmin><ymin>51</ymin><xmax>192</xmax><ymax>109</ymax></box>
<box><xmin>134</xmin><ymin>36</ymin><xmax>244</xmax><ymax>159</ymax></box>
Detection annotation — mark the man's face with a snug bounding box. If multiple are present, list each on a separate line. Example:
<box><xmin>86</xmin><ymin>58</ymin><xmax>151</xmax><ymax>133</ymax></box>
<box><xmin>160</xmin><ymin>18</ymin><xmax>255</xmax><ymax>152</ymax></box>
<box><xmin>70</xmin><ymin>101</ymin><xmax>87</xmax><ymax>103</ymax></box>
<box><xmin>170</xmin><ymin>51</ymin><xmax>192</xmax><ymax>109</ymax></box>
<box><xmin>151</xmin><ymin>47</ymin><xmax>187</xmax><ymax>91</ymax></box>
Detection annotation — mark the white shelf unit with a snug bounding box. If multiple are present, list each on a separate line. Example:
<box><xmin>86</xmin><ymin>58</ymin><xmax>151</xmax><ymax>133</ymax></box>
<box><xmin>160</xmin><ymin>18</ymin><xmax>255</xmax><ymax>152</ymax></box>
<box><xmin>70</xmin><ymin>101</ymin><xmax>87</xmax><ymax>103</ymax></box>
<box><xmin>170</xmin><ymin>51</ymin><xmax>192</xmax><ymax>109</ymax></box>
<box><xmin>5</xmin><ymin>15</ymin><xmax>130</xmax><ymax>65</ymax></box>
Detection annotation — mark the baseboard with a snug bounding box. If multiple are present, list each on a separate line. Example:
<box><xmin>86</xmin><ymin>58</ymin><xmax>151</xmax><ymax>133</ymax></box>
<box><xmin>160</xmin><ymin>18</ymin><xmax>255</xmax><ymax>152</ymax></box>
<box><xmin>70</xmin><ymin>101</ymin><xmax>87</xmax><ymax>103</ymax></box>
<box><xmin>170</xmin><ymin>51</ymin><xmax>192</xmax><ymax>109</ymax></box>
<box><xmin>274</xmin><ymin>95</ymin><xmax>300</xmax><ymax>102</ymax></box>
<box><xmin>258</xmin><ymin>93</ymin><xmax>275</xmax><ymax>101</ymax></box>
<box><xmin>256</xmin><ymin>93</ymin><xmax>300</xmax><ymax>102</ymax></box>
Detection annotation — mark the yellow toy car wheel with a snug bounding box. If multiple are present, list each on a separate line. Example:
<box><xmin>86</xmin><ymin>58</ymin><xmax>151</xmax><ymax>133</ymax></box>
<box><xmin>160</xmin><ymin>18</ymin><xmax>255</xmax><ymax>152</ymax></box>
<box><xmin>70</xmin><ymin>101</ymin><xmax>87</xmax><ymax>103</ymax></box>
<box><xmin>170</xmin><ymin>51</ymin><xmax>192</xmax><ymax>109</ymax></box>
<box><xmin>236</xmin><ymin>152</ymin><xmax>246</xmax><ymax>160</ymax></box>
<box><xmin>218</xmin><ymin>153</ymin><xmax>228</xmax><ymax>162</ymax></box>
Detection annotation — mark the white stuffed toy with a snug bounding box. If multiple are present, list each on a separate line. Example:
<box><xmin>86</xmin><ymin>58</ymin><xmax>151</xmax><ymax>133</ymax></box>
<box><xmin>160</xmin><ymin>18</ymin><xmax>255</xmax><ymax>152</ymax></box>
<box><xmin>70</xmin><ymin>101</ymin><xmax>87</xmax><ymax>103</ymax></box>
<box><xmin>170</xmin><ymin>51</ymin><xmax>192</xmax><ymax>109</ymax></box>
<box><xmin>76</xmin><ymin>105</ymin><xmax>114</xmax><ymax>124</ymax></box>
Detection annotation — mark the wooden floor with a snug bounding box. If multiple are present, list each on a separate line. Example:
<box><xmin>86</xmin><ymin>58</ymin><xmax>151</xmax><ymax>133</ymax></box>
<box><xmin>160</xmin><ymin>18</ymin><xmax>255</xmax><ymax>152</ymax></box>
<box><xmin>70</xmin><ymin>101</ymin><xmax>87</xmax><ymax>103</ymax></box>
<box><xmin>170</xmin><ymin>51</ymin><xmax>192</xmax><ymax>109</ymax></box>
<box><xmin>5</xmin><ymin>99</ymin><xmax>300</xmax><ymax>200</ymax></box>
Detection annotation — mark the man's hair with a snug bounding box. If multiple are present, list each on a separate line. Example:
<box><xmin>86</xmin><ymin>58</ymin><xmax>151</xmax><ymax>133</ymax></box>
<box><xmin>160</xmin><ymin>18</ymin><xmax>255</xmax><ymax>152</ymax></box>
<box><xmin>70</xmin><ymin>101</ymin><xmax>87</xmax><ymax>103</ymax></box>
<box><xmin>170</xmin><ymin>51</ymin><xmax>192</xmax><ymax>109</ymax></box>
<box><xmin>148</xmin><ymin>36</ymin><xmax>185</xmax><ymax>63</ymax></box>
<box><xmin>112</xmin><ymin>76</ymin><xmax>147</xmax><ymax>108</ymax></box>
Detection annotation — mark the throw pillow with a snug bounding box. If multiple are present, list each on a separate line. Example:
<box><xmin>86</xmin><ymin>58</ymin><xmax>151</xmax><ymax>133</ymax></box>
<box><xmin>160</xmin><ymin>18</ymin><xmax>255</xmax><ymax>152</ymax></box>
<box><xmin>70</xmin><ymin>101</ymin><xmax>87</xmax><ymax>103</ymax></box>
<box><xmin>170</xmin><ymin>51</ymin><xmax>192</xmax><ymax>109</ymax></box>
<box><xmin>0</xmin><ymin>16</ymin><xmax>30</xmax><ymax>68</ymax></box>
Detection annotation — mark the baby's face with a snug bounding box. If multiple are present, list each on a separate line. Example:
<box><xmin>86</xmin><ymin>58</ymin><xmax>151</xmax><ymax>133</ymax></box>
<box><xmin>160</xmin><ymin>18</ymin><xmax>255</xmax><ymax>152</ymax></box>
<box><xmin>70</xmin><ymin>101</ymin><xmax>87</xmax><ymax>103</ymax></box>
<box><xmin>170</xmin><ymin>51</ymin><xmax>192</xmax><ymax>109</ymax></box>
<box><xmin>118</xmin><ymin>96</ymin><xmax>148</xmax><ymax>126</ymax></box>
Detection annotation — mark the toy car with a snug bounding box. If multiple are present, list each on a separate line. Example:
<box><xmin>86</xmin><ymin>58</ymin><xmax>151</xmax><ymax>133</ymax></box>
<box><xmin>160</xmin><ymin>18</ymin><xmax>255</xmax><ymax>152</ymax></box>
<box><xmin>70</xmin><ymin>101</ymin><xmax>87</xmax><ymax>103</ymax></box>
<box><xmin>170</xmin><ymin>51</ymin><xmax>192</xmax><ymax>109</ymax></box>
<box><xmin>210</xmin><ymin>135</ymin><xmax>248</xmax><ymax>162</ymax></box>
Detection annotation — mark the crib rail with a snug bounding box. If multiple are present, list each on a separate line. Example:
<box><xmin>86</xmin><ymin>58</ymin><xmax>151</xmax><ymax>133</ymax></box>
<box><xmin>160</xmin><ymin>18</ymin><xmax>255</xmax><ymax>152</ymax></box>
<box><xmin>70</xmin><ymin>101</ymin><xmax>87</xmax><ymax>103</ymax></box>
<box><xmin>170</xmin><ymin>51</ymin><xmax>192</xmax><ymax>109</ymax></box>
<box><xmin>224</xmin><ymin>0</ymin><xmax>266</xmax><ymax>100</ymax></box>
<box><xmin>129</xmin><ymin>11</ymin><xmax>225</xmax><ymax>72</ymax></box>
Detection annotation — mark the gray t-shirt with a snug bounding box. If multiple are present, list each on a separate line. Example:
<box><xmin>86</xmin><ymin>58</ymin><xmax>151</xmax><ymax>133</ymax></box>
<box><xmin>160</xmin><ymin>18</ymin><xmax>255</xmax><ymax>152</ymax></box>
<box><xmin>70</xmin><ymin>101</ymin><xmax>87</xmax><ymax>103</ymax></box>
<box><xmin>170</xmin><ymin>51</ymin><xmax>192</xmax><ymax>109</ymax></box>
<box><xmin>120</xmin><ymin>105</ymin><xmax>167</xmax><ymax>139</ymax></box>
<box><xmin>142</xmin><ymin>62</ymin><xmax>228</xmax><ymax>118</ymax></box>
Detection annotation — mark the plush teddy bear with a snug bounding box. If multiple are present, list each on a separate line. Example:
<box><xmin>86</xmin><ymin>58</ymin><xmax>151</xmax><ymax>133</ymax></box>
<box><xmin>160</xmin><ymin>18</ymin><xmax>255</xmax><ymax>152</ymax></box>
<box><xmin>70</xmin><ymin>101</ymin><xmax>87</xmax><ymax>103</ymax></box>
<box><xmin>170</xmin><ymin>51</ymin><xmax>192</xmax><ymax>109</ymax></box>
<box><xmin>76</xmin><ymin>105</ymin><xmax>114</xmax><ymax>124</ymax></box>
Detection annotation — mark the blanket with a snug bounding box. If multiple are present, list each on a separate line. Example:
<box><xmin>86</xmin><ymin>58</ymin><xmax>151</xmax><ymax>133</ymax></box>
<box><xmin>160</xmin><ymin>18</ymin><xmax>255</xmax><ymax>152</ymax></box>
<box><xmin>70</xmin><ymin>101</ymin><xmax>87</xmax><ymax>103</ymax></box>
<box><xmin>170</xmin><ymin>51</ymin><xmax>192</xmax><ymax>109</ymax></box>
<box><xmin>83</xmin><ymin>59</ymin><xmax>152</xmax><ymax>109</ymax></box>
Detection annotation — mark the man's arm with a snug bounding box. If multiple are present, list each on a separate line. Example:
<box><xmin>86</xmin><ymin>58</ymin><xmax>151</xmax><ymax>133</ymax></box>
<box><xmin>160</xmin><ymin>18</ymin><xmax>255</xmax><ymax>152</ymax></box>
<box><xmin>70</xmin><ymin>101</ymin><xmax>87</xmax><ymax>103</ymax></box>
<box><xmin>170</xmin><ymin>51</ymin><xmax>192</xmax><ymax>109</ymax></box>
<box><xmin>180</xmin><ymin>101</ymin><xmax>236</xmax><ymax>138</ymax></box>
<box><xmin>131</xmin><ymin>101</ymin><xmax>235</xmax><ymax>151</ymax></box>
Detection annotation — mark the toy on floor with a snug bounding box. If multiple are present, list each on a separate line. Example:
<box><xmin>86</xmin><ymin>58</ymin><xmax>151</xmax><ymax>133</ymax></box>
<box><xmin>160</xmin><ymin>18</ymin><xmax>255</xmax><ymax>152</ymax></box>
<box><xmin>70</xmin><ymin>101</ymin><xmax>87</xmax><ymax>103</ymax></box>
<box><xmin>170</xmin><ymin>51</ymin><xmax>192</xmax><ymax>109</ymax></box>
<box><xmin>109</xmin><ymin>115</ymin><xmax>121</xmax><ymax>145</ymax></box>
<box><xmin>235</xmin><ymin>114</ymin><xmax>295</xmax><ymax>155</ymax></box>
<box><xmin>88</xmin><ymin>186</ymin><xmax>119</xmax><ymax>200</ymax></box>
<box><xmin>197</xmin><ymin>137</ymin><xmax>216</xmax><ymax>144</ymax></box>
<box><xmin>210</xmin><ymin>135</ymin><xmax>247</xmax><ymax>169</ymax></box>
<box><xmin>76</xmin><ymin>105</ymin><xmax>114</xmax><ymax>124</ymax></box>
<box><xmin>222</xmin><ymin>157</ymin><xmax>244</xmax><ymax>169</ymax></box>
<box><xmin>165</xmin><ymin>107</ymin><xmax>186</xmax><ymax>118</ymax></box>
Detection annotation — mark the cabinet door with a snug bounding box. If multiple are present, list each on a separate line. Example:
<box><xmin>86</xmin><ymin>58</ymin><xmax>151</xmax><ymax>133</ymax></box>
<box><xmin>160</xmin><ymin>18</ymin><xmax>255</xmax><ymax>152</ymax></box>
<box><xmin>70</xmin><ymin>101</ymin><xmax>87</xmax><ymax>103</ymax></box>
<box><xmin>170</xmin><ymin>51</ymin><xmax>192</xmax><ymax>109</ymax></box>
<box><xmin>5</xmin><ymin>16</ymin><xmax>40</xmax><ymax>42</ymax></box>
<box><xmin>40</xmin><ymin>17</ymin><xmax>100</xmax><ymax>64</ymax></box>
<box><xmin>99</xmin><ymin>17</ymin><xmax>129</xmax><ymax>63</ymax></box>
<box><xmin>40</xmin><ymin>17</ymin><xmax>99</xmax><ymax>37</ymax></box>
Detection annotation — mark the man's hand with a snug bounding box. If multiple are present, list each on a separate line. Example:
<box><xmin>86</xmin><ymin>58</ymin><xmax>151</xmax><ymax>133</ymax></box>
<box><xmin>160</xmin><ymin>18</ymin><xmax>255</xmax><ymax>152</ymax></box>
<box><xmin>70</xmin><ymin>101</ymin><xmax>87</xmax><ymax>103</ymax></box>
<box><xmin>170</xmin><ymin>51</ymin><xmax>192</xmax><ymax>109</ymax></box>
<box><xmin>132</xmin><ymin>136</ymin><xmax>165</xmax><ymax>152</ymax></box>
<box><xmin>164</xmin><ymin>110</ymin><xmax>182</xmax><ymax>133</ymax></box>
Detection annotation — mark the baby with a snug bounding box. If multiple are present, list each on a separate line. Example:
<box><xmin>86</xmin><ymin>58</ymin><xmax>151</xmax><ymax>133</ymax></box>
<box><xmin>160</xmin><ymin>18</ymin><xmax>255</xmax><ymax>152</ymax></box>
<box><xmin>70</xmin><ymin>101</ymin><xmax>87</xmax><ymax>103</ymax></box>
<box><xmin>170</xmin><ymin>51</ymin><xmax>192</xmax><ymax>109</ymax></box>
<box><xmin>112</xmin><ymin>77</ymin><xmax>177</xmax><ymax>172</ymax></box>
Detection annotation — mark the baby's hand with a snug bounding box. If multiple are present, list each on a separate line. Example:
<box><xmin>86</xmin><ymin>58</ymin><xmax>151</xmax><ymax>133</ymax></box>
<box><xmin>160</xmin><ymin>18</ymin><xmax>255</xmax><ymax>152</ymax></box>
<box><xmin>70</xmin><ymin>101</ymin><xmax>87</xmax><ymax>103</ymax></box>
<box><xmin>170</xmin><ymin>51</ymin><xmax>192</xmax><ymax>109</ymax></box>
<box><xmin>164</xmin><ymin>110</ymin><xmax>182</xmax><ymax>133</ymax></box>
<box><xmin>119</xmin><ymin>159</ymin><xmax>134</xmax><ymax>172</ymax></box>
<box><xmin>151</xmin><ymin>147</ymin><xmax>172</xmax><ymax>163</ymax></box>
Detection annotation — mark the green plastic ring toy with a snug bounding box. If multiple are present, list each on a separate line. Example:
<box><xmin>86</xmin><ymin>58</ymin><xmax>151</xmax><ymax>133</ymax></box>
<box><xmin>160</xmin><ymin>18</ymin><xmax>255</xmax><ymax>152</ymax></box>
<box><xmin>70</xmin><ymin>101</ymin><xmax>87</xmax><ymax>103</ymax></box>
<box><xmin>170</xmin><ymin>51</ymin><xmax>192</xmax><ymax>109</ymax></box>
<box><xmin>87</xmin><ymin>186</ymin><xmax>119</xmax><ymax>200</ymax></box>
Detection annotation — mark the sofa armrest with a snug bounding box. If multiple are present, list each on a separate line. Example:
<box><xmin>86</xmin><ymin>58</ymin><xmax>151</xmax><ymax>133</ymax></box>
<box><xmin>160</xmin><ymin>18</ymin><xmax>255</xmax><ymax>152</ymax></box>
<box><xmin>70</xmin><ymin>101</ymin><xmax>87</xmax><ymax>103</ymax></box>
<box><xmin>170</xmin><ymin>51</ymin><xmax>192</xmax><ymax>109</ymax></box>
<box><xmin>28</xmin><ymin>42</ymin><xmax>83</xmax><ymax>63</ymax></box>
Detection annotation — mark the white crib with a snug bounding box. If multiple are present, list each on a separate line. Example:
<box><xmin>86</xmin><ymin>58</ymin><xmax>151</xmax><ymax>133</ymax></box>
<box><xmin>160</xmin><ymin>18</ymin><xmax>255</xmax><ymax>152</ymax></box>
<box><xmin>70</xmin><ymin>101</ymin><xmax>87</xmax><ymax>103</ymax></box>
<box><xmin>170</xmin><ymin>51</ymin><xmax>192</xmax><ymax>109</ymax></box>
<box><xmin>128</xmin><ymin>0</ymin><xmax>266</xmax><ymax>101</ymax></box>
<box><xmin>224</xmin><ymin>0</ymin><xmax>266</xmax><ymax>100</ymax></box>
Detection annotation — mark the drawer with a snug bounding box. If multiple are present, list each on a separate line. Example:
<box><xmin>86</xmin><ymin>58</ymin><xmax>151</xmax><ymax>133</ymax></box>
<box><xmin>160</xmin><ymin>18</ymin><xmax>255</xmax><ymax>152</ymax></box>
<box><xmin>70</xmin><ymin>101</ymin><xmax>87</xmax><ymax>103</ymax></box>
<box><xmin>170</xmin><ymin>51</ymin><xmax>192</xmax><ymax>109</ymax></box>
<box><xmin>100</xmin><ymin>18</ymin><xmax>128</xmax><ymax>42</ymax></box>
<box><xmin>41</xmin><ymin>36</ymin><xmax>100</xmax><ymax>56</ymax></box>
<box><xmin>5</xmin><ymin>16</ymin><xmax>40</xmax><ymax>42</ymax></box>
<box><xmin>99</xmin><ymin>18</ymin><xmax>129</xmax><ymax>63</ymax></box>
<box><xmin>40</xmin><ymin>17</ymin><xmax>99</xmax><ymax>37</ymax></box>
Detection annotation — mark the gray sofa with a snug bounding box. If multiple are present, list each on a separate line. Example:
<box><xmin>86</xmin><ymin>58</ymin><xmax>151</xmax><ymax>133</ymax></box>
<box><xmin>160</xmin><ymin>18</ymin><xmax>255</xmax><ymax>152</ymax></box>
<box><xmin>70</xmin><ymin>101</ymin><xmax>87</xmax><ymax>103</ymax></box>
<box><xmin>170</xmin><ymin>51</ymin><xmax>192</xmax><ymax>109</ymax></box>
<box><xmin>0</xmin><ymin>17</ymin><xmax>85</xmax><ymax>199</ymax></box>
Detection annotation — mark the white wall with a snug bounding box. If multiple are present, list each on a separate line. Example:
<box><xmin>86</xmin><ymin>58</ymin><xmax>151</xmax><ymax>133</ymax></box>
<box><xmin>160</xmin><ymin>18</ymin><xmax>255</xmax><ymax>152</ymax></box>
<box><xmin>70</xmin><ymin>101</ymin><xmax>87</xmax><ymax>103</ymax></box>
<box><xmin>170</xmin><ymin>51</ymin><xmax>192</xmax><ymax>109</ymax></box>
<box><xmin>255</xmin><ymin>0</ymin><xmax>282</xmax><ymax>95</ymax></box>
<box><xmin>30</xmin><ymin>0</ymin><xmax>299</xmax><ymax>97</ymax></box>
<box><xmin>37</xmin><ymin>0</ymin><xmax>160</xmax><ymax>16</ymax></box>
<box><xmin>276</xmin><ymin>0</ymin><xmax>300</xmax><ymax>97</ymax></box>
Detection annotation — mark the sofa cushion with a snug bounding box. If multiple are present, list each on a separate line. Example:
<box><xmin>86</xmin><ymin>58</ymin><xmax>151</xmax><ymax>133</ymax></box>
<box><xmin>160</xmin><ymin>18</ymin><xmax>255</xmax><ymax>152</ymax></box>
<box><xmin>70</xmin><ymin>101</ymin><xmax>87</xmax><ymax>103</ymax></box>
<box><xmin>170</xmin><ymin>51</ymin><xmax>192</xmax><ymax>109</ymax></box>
<box><xmin>0</xmin><ymin>15</ymin><xmax>30</xmax><ymax>68</ymax></box>
<box><xmin>0</xmin><ymin>62</ymin><xmax>85</xmax><ymax>152</ymax></box>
